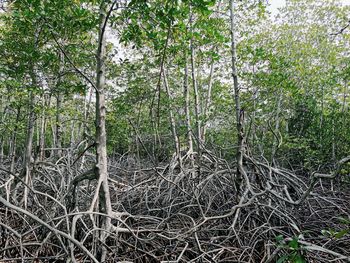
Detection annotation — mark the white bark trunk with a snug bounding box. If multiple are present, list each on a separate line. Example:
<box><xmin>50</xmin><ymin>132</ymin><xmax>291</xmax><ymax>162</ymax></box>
<box><xmin>93</xmin><ymin>1</ymin><xmax>113</xmax><ymax>261</ymax></box>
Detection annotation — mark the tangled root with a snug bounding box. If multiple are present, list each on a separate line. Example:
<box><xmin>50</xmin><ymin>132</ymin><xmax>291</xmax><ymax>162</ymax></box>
<box><xmin>1</xmin><ymin>151</ymin><xmax>350</xmax><ymax>262</ymax></box>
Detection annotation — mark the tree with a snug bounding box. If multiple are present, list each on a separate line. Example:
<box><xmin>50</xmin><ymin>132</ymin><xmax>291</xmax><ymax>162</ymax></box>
<box><xmin>1</xmin><ymin>0</ymin><xmax>350</xmax><ymax>262</ymax></box>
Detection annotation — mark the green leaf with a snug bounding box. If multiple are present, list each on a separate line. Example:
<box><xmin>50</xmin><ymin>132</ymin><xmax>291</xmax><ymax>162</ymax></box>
<box><xmin>321</xmin><ymin>229</ymin><xmax>330</xmax><ymax>237</ymax></box>
<box><xmin>292</xmin><ymin>253</ymin><xmax>306</xmax><ymax>263</ymax></box>
<box><xmin>276</xmin><ymin>255</ymin><xmax>288</xmax><ymax>263</ymax></box>
<box><xmin>275</xmin><ymin>235</ymin><xmax>284</xmax><ymax>242</ymax></box>
<box><xmin>288</xmin><ymin>238</ymin><xmax>299</xmax><ymax>250</ymax></box>
<box><xmin>338</xmin><ymin>217</ymin><xmax>350</xmax><ymax>225</ymax></box>
<box><xmin>334</xmin><ymin>229</ymin><xmax>350</xmax><ymax>239</ymax></box>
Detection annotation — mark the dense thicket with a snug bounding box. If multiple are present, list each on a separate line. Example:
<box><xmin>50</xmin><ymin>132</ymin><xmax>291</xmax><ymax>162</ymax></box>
<box><xmin>0</xmin><ymin>0</ymin><xmax>350</xmax><ymax>262</ymax></box>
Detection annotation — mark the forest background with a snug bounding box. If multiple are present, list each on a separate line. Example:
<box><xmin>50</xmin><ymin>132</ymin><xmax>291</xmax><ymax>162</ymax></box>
<box><xmin>1</xmin><ymin>0</ymin><xmax>350</xmax><ymax>262</ymax></box>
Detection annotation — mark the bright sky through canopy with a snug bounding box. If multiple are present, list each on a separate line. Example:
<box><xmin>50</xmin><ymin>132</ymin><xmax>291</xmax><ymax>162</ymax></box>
<box><xmin>268</xmin><ymin>0</ymin><xmax>350</xmax><ymax>15</ymax></box>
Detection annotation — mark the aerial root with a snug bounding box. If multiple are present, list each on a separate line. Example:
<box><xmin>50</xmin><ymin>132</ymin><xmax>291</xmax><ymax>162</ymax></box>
<box><xmin>0</xmin><ymin>152</ymin><xmax>350</xmax><ymax>262</ymax></box>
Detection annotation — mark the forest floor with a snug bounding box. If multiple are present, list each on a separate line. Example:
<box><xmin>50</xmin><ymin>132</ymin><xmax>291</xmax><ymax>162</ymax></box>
<box><xmin>1</xmin><ymin>151</ymin><xmax>350</xmax><ymax>262</ymax></box>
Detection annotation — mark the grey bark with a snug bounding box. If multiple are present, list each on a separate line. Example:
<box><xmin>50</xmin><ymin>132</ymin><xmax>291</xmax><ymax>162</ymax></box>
<box><xmin>183</xmin><ymin>57</ymin><xmax>193</xmax><ymax>153</ymax></box>
<box><xmin>93</xmin><ymin>1</ymin><xmax>113</xmax><ymax>261</ymax></box>
<box><xmin>22</xmin><ymin>89</ymin><xmax>35</xmax><ymax>209</ymax></box>
<box><xmin>201</xmin><ymin>57</ymin><xmax>215</xmax><ymax>143</ymax></box>
<box><xmin>271</xmin><ymin>90</ymin><xmax>283</xmax><ymax>163</ymax></box>
<box><xmin>190</xmin><ymin>35</ymin><xmax>202</xmax><ymax>151</ymax></box>
<box><xmin>230</xmin><ymin>0</ymin><xmax>245</xmax><ymax>183</ymax></box>
<box><xmin>38</xmin><ymin>93</ymin><xmax>49</xmax><ymax>161</ymax></box>
<box><xmin>10</xmin><ymin>107</ymin><xmax>21</xmax><ymax>172</ymax></box>
<box><xmin>55</xmin><ymin>51</ymin><xmax>64</xmax><ymax>158</ymax></box>
<box><xmin>163</xmin><ymin>69</ymin><xmax>182</xmax><ymax>168</ymax></box>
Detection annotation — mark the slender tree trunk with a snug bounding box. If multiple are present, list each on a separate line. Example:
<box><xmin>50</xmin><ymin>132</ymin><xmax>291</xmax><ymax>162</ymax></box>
<box><xmin>251</xmin><ymin>83</ymin><xmax>263</xmax><ymax>155</ymax></box>
<box><xmin>55</xmin><ymin>93</ymin><xmax>62</xmax><ymax>156</ymax></box>
<box><xmin>69</xmin><ymin>100</ymin><xmax>77</xmax><ymax>147</ymax></box>
<box><xmin>38</xmin><ymin>93</ymin><xmax>49</xmax><ymax>161</ymax></box>
<box><xmin>50</xmin><ymin>122</ymin><xmax>56</xmax><ymax>157</ymax></box>
<box><xmin>201</xmin><ymin>0</ymin><xmax>221</xmax><ymax>144</ymax></box>
<box><xmin>332</xmin><ymin>116</ymin><xmax>336</xmax><ymax>162</ymax></box>
<box><xmin>10</xmin><ymin>107</ymin><xmax>21</xmax><ymax>172</ymax></box>
<box><xmin>230</xmin><ymin>0</ymin><xmax>245</xmax><ymax>183</ymax></box>
<box><xmin>79</xmin><ymin>89</ymin><xmax>92</xmax><ymax>170</ymax></box>
<box><xmin>200</xmin><ymin>1</ymin><xmax>221</xmax><ymax>145</ymax></box>
<box><xmin>163</xmin><ymin>69</ymin><xmax>182</xmax><ymax>168</ymax></box>
<box><xmin>23</xmin><ymin>90</ymin><xmax>35</xmax><ymax>208</ymax></box>
<box><xmin>190</xmin><ymin>32</ymin><xmax>202</xmax><ymax>152</ymax></box>
<box><xmin>183</xmin><ymin>56</ymin><xmax>193</xmax><ymax>153</ymax></box>
<box><xmin>201</xmin><ymin>56</ymin><xmax>215</xmax><ymax>143</ymax></box>
<box><xmin>339</xmin><ymin>83</ymin><xmax>348</xmax><ymax>159</ymax></box>
<box><xmin>271</xmin><ymin>90</ymin><xmax>283</xmax><ymax>164</ymax></box>
<box><xmin>0</xmin><ymin>137</ymin><xmax>3</xmax><ymax>164</ymax></box>
<box><xmin>55</xmin><ymin>52</ymin><xmax>64</xmax><ymax>159</ymax></box>
<box><xmin>320</xmin><ymin>84</ymin><xmax>324</xmax><ymax>152</ymax></box>
<box><xmin>0</xmin><ymin>99</ymin><xmax>8</xmax><ymax>163</ymax></box>
<box><xmin>93</xmin><ymin>1</ymin><xmax>113</xmax><ymax>260</ymax></box>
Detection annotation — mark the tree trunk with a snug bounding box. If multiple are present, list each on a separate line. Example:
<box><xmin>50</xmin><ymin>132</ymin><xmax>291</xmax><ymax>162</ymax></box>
<box><xmin>69</xmin><ymin>100</ymin><xmax>77</xmax><ymax>147</ymax></box>
<box><xmin>80</xmin><ymin>87</ymin><xmax>94</xmax><ymax>170</ymax></box>
<box><xmin>55</xmin><ymin>93</ymin><xmax>62</xmax><ymax>156</ymax></box>
<box><xmin>271</xmin><ymin>90</ymin><xmax>283</xmax><ymax>164</ymax></box>
<box><xmin>230</xmin><ymin>0</ymin><xmax>245</xmax><ymax>184</ymax></box>
<box><xmin>183</xmin><ymin>56</ymin><xmax>193</xmax><ymax>153</ymax></box>
<box><xmin>55</xmin><ymin>52</ymin><xmax>64</xmax><ymax>159</ymax></box>
<box><xmin>10</xmin><ymin>107</ymin><xmax>21</xmax><ymax>172</ymax></box>
<box><xmin>38</xmin><ymin>93</ymin><xmax>49</xmax><ymax>161</ymax></box>
<box><xmin>0</xmin><ymin>137</ymin><xmax>3</xmax><ymax>164</ymax></box>
<box><xmin>0</xmin><ymin>98</ymin><xmax>8</xmax><ymax>163</ymax></box>
<box><xmin>201</xmin><ymin>56</ymin><xmax>215</xmax><ymax>143</ymax></box>
<box><xmin>93</xmin><ymin>1</ymin><xmax>113</xmax><ymax>261</ymax></box>
<box><xmin>190</xmin><ymin>33</ymin><xmax>202</xmax><ymax>152</ymax></box>
<box><xmin>23</xmin><ymin>90</ymin><xmax>35</xmax><ymax>208</ymax></box>
<box><xmin>163</xmin><ymin>69</ymin><xmax>182</xmax><ymax>168</ymax></box>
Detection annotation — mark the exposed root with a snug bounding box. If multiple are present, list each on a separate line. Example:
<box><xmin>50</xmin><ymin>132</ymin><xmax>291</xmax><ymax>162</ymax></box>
<box><xmin>1</xmin><ymin>152</ymin><xmax>350</xmax><ymax>262</ymax></box>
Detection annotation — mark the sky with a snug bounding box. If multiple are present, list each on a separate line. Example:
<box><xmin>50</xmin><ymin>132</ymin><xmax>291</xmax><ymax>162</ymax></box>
<box><xmin>268</xmin><ymin>0</ymin><xmax>350</xmax><ymax>15</ymax></box>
